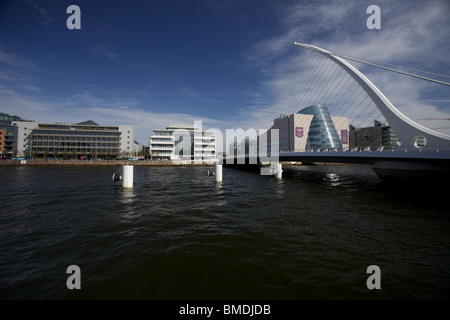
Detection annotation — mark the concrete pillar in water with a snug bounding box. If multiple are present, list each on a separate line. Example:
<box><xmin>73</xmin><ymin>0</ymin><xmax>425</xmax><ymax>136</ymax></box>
<box><xmin>122</xmin><ymin>165</ymin><xmax>134</xmax><ymax>188</ymax></box>
<box><xmin>276</xmin><ymin>163</ymin><xmax>282</xmax><ymax>179</ymax></box>
<box><xmin>215</xmin><ymin>164</ymin><xmax>223</xmax><ymax>182</ymax></box>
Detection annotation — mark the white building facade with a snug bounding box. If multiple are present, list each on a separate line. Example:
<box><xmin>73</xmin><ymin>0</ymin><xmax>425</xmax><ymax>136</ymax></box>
<box><xmin>149</xmin><ymin>124</ymin><xmax>216</xmax><ymax>163</ymax></box>
<box><xmin>11</xmin><ymin>120</ymin><xmax>39</xmax><ymax>157</ymax></box>
<box><xmin>118</xmin><ymin>125</ymin><xmax>134</xmax><ymax>157</ymax></box>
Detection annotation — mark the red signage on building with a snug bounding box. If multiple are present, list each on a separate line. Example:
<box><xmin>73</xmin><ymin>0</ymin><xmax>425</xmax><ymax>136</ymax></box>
<box><xmin>341</xmin><ymin>129</ymin><xmax>348</xmax><ymax>144</ymax></box>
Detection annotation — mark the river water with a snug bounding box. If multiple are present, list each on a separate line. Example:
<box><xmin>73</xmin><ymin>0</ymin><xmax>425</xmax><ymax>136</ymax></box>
<box><xmin>0</xmin><ymin>164</ymin><xmax>449</xmax><ymax>299</ymax></box>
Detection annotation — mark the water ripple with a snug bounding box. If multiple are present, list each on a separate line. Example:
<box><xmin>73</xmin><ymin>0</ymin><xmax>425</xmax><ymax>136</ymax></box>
<box><xmin>0</xmin><ymin>165</ymin><xmax>449</xmax><ymax>299</ymax></box>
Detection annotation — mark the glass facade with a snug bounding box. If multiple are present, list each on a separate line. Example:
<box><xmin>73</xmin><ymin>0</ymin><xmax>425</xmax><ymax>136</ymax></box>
<box><xmin>30</xmin><ymin>125</ymin><xmax>121</xmax><ymax>158</ymax></box>
<box><xmin>297</xmin><ymin>105</ymin><xmax>343</xmax><ymax>151</ymax></box>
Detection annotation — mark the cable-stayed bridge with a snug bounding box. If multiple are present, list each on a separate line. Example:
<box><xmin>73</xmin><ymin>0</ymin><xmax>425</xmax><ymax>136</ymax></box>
<box><xmin>223</xmin><ymin>42</ymin><xmax>450</xmax><ymax>180</ymax></box>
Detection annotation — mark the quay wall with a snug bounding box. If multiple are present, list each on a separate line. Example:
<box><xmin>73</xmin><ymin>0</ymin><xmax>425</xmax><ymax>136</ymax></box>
<box><xmin>0</xmin><ymin>160</ymin><xmax>214</xmax><ymax>167</ymax></box>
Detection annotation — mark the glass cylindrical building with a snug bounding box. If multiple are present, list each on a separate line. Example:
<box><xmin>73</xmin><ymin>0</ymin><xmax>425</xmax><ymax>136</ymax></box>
<box><xmin>297</xmin><ymin>105</ymin><xmax>342</xmax><ymax>151</ymax></box>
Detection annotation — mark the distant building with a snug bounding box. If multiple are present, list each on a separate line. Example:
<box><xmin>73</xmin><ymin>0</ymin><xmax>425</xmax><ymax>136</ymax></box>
<box><xmin>0</xmin><ymin>129</ymin><xmax>6</xmax><ymax>156</ymax></box>
<box><xmin>11</xmin><ymin>120</ymin><xmax>40</xmax><ymax>157</ymax></box>
<box><xmin>149</xmin><ymin>127</ymin><xmax>175</xmax><ymax>160</ymax></box>
<box><xmin>229</xmin><ymin>138</ymin><xmax>258</xmax><ymax>157</ymax></box>
<box><xmin>22</xmin><ymin>120</ymin><xmax>134</xmax><ymax>159</ymax></box>
<box><xmin>149</xmin><ymin>124</ymin><xmax>215</xmax><ymax>162</ymax></box>
<box><xmin>0</xmin><ymin>112</ymin><xmax>35</xmax><ymax>157</ymax></box>
<box><xmin>261</xmin><ymin>105</ymin><xmax>349</xmax><ymax>153</ymax></box>
<box><xmin>132</xmin><ymin>140</ymin><xmax>146</xmax><ymax>159</ymax></box>
<box><xmin>349</xmin><ymin>120</ymin><xmax>399</xmax><ymax>150</ymax></box>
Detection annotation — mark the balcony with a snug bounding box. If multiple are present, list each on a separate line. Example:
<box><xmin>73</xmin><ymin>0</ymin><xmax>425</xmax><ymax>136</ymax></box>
<box><xmin>151</xmin><ymin>141</ymin><xmax>174</xmax><ymax>145</ymax></box>
<box><xmin>151</xmin><ymin>147</ymin><xmax>174</xmax><ymax>151</ymax></box>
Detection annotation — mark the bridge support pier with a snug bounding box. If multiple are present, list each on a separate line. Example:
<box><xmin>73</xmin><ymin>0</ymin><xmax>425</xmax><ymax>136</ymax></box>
<box><xmin>276</xmin><ymin>163</ymin><xmax>283</xmax><ymax>179</ymax></box>
<box><xmin>122</xmin><ymin>165</ymin><xmax>134</xmax><ymax>188</ymax></box>
<box><xmin>215</xmin><ymin>163</ymin><xmax>223</xmax><ymax>182</ymax></box>
<box><xmin>260</xmin><ymin>162</ymin><xmax>283</xmax><ymax>179</ymax></box>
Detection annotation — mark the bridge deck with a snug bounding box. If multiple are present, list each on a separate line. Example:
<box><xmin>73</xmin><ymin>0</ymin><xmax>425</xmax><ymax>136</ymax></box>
<box><xmin>224</xmin><ymin>149</ymin><xmax>450</xmax><ymax>167</ymax></box>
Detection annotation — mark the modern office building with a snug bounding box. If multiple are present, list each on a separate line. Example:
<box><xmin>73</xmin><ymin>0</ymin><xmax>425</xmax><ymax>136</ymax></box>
<box><xmin>26</xmin><ymin>120</ymin><xmax>134</xmax><ymax>159</ymax></box>
<box><xmin>261</xmin><ymin>105</ymin><xmax>349</xmax><ymax>153</ymax></box>
<box><xmin>1</xmin><ymin>113</ymin><xmax>136</xmax><ymax>158</ymax></box>
<box><xmin>149</xmin><ymin>124</ymin><xmax>216</xmax><ymax>162</ymax></box>
<box><xmin>349</xmin><ymin>120</ymin><xmax>399</xmax><ymax>150</ymax></box>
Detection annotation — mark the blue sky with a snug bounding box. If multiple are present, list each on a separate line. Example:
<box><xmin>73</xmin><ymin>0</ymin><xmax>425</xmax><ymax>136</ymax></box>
<box><xmin>1</xmin><ymin>0</ymin><xmax>450</xmax><ymax>147</ymax></box>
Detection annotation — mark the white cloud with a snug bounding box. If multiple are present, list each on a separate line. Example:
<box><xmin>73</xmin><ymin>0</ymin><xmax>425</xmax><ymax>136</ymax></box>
<box><xmin>21</xmin><ymin>84</ymin><xmax>42</xmax><ymax>93</ymax></box>
<box><xmin>26</xmin><ymin>0</ymin><xmax>53</xmax><ymax>26</ymax></box>
<box><xmin>0</xmin><ymin>45</ymin><xmax>43</xmax><ymax>101</ymax></box>
<box><xmin>0</xmin><ymin>88</ymin><xmax>224</xmax><ymax>146</ymax></box>
<box><xmin>368</xmin><ymin>70</ymin><xmax>450</xmax><ymax>135</ymax></box>
<box><xmin>0</xmin><ymin>84</ymin><xmax>19</xmax><ymax>96</ymax></box>
<box><xmin>86</xmin><ymin>106</ymin><xmax>220</xmax><ymax>144</ymax></box>
<box><xmin>177</xmin><ymin>87</ymin><xmax>198</xmax><ymax>97</ymax></box>
<box><xmin>70</xmin><ymin>91</ymin><xmax>225</xmax><ymax>144</ymax></box>
<box><xmin>0</xmin><ymin>46</ymin><xmax>37</xmax><ymax>70</ymax></box>
<box><xmin>91</xmin><ymin>45</ymin><xmax>117</xmax><ymax>60</ymax></box>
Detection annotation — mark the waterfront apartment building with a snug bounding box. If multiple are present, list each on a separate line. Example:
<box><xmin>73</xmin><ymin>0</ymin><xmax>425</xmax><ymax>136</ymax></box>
<box><xmin>261</xmin><ymin>105</ymin><xmax>349</xmax><ymax>153</ymax></box>
<box><xmin>0</xmin><ymin>112</ymin><xmax>35</xmax><ymax>157</ymax></box>
<box><xmin>149</xmin><ymin>124</ymin><xmax>216</xmax><ymax>162</ymax></box>
<box><xmin>11</xmin><ymin>120</ymin><xmax>39</xmax><ymax>157</ymax></box>
<box><xmin>0</xmin><ymin>129</ymin><xmax>6</xmax><ymax>155</ymax></box>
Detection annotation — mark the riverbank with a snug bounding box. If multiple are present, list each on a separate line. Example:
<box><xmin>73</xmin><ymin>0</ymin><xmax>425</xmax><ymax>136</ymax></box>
<box><xmin>0</xmin><ymin>159</ymin><xmax>350</xmax><ymax>167</ymax></box>
<box><xmin>0</xmin><ymin>159</ymin><xmax>215</xmax><ymax>167</ymax></box>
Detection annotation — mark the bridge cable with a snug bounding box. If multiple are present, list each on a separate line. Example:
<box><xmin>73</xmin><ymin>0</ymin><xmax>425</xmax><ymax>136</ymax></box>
<box><xmin>334</xmin><ymin>53</ymin><xmax>450</xmax><ymax>79</ymax></box>
<box><xmin>334</xmin><ymin>53</ymin><xmax>450</xmax><ymax>87</ymax></box>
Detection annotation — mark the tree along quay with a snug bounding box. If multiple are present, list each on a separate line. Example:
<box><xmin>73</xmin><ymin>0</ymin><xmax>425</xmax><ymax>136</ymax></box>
<box><xmin>0</xmin><ymin>159</ymin><xmax>215</xmax><ymax>167</ymax></box>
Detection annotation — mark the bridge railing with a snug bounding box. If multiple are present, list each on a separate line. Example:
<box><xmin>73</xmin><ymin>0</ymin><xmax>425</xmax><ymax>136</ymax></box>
<box><xmin>251</xmin><ymin>144</ymin><xmax>450</xmax><ymax>154</ymax></box>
